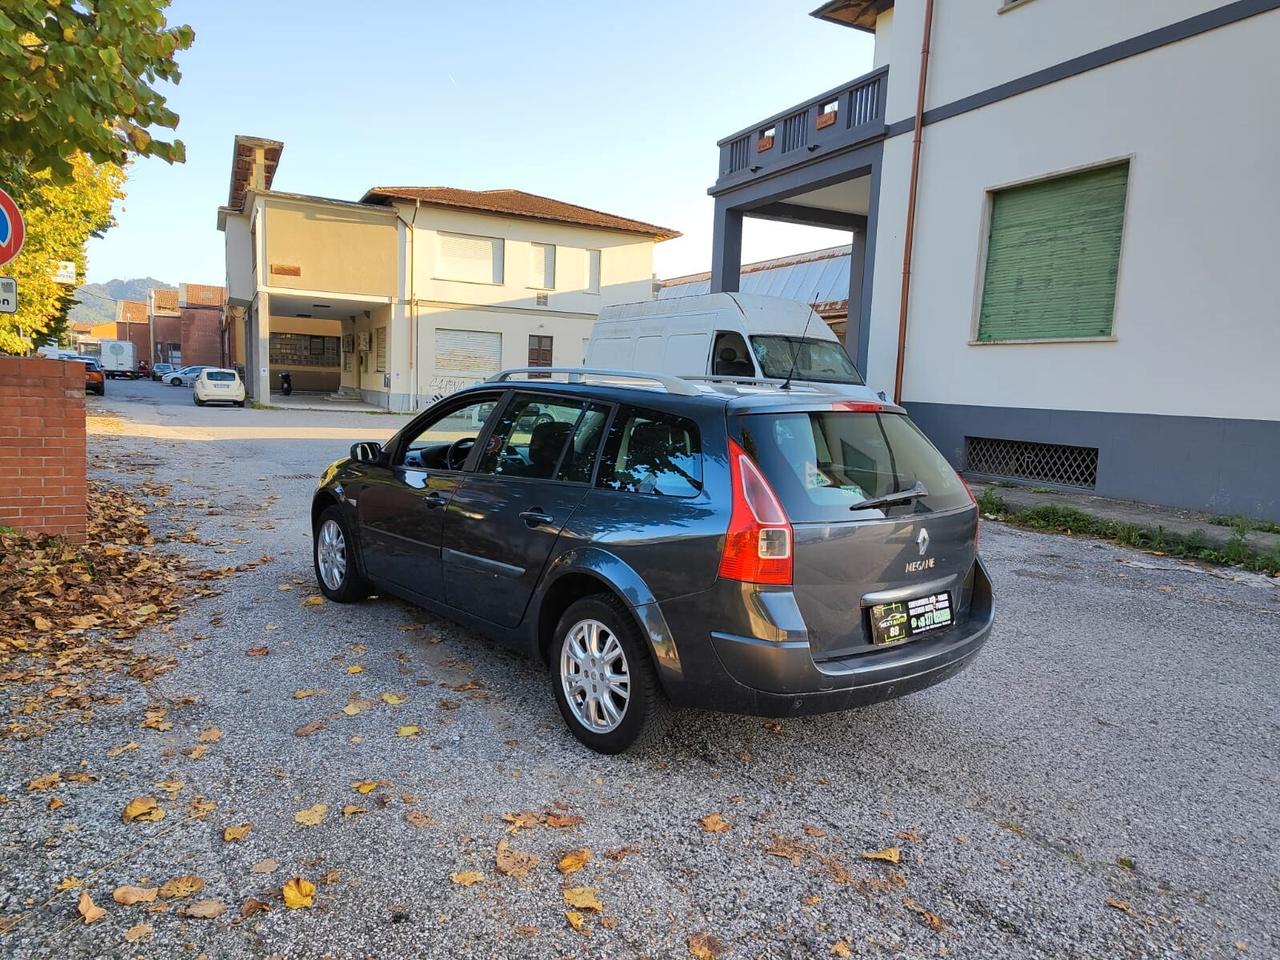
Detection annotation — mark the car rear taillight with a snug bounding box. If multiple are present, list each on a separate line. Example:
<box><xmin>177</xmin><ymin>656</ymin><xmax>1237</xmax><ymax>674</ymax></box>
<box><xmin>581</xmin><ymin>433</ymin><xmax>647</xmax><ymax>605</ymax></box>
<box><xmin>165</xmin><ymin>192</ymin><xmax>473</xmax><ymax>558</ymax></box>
<box><xmin>960</xmin><ymin>474</ymin><xmax>980</xmax><ymax>550</ymax></box>
<box><xmin>719</xmin><ymin>439</ymin><xmax>793</xmax><ymax>585</ymax></box>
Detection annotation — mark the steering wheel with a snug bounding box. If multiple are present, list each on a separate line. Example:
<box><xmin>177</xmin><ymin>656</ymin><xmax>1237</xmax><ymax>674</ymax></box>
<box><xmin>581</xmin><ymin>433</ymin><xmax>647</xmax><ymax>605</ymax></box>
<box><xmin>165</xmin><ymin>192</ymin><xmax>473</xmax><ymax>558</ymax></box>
<box><xmin>445</xmin><ymin>437</ymin><xmax>476</xmax><ymax>470</ymax></box>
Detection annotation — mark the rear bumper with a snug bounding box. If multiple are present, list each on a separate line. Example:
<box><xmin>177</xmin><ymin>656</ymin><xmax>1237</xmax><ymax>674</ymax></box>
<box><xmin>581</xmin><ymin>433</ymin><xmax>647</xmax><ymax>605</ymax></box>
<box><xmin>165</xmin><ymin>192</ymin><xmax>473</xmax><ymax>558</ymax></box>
<box><xmin>666</xmin><ymin>559</ymin><xmax>994</xmax><ymax>718</ymax></box>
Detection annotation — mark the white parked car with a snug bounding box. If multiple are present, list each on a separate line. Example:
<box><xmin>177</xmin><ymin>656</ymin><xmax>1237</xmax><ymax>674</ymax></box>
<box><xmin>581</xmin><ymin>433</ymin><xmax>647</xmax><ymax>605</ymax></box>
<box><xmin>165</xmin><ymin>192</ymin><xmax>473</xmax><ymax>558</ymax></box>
<box><xmin>192</xmin><ymin>368</ymin><xmax>246</xmax><ymax>407</ymax></box>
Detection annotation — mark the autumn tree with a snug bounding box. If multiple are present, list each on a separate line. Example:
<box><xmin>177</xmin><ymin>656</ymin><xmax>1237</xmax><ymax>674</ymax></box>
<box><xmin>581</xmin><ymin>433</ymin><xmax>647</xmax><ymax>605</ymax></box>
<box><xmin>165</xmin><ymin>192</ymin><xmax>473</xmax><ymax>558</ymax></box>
<box><xmin>0</xmin><ymin>156</ymin><xmax>124</xmax><ymax>354</ymax></box>
<box><xmin>0</xmin><ymin>0</ymin><xmax>195</xmax><ymax>186</ymax></box>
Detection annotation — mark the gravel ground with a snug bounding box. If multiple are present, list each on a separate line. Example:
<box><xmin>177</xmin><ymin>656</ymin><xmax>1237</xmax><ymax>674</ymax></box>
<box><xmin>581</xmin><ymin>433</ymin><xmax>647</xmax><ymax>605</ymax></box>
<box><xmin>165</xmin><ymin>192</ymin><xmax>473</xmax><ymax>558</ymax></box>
<box><xmin>2</xmin><ymin>379</ymin><xmax>1278</xmax><ymax>959</ymax></box>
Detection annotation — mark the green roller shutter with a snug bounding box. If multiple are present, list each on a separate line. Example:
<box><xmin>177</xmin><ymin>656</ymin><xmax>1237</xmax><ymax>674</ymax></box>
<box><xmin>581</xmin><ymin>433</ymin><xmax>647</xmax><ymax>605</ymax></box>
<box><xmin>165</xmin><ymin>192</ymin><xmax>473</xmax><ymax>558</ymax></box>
<box><xmin>977</xmin><ymin>162</ymin><xmax>1128</xmax><ymax>342</ymax></box>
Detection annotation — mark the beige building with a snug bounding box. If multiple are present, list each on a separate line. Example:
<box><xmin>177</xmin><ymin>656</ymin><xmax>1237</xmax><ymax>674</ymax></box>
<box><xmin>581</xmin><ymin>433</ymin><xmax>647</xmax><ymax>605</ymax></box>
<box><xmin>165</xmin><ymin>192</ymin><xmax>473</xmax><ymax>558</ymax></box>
<box><xmin>217</xmin><ymin>136</ymin><xmax>678</xmax><ymax>409</ymax></box>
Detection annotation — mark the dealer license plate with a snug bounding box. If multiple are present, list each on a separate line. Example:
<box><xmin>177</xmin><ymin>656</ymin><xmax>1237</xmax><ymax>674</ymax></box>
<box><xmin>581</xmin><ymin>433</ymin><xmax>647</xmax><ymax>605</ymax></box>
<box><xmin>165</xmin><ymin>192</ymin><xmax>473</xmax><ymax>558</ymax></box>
<box><xmin>869</xmin><ymin>592</ymin><xmax>952</xmax><ymax>645</ymax></box>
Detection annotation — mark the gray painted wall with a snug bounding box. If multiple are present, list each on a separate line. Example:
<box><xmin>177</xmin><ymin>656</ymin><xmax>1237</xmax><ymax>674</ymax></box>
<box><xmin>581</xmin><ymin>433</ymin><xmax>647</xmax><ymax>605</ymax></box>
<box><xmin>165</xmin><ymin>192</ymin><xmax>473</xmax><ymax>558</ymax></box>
<box><xmin>907</xmin><ymin>402</ymin><xmax>1280</xmax><ymax>523</ymax></box>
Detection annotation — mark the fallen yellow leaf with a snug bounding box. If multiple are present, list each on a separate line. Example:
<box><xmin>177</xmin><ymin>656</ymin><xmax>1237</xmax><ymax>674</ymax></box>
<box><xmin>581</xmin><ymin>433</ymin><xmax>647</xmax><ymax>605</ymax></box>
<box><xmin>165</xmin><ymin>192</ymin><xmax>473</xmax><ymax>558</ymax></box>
<box><xmin>451</xmin><ymin>870</ymin><xmax>484</xmax><ymax>887</ymax></box>
<box><xmin>107</xmin><ymin>742</ymin><xmax>138</xmax><ymax>758</ymax></box>
<box><xmin>689</xmin><ymin>932</ymin><xmax>727</xmax><ymax>959</ymax></box>
<box><xmin>293</xmin><ymin>689</ymin><xmax>324</xmax><ymax>699</ymax></box>
<box><xmin>184</xmin><ymin>744</ymin><xmax>208</xmax><ymax>760</ymax></box>
<box><xmin>860</xmin><ymin>846</ymin><xmax>901</xmax><ymax>865</ymax></box>
<box><xmin>196</xmin><ymin>727</ymin><xmax>224</xmax><ymax>743</ymax></box>
<box><xmin>56</xmin><ymin>877</ymin><xmax>82</xmax><ymax>891</ymax></box>
<box><xmin>294</xmin><ymin>803</ymin><xmax>327</xmax><ymax>826</ymax></box>
<box><xmin>124</xmin><ymin>921</ymin><xmax>153</xmax><ymax>942</ymax></box>
<box><xmin>343</xmin><ymin>696</ymin><xmax>374</xmax><ymax>716</ymax></box>
<box><xmin>27</xmin><ymin>772</ymin><xmax>61</xmax><ymax>791</ymax></box>
<box><xmin>342</xmin><ymin>804</ymin><xmax>367</xmax><ymax>816</ymax></box>
<box><xmin>352</xmin><ymin>781</ymin><xmax>379</xmax><ymax>795</ymax></box>
<box><xmin>240</xmin><ymin>898</ymin><xmax>270</xmax><ymax>917</ymax></box>
<box><xmin>831</xmin><ymin>940</ymin><xmax>853</xmax><ymax>958</ymax></box>
<box><xmin>494</xmin><ymin>839</ymin><xmax>539</xmax><ymax>878</ymax></box>
<box><xmin>405</xmin><ymin>809</ymin><xmax>435</xmax><ymax>828</ymax></box>
<box><xmin>302</xmin><ymin>595</ymin><xmax>325</xmax><ymax>607</ymax></box>
<box><xmin>159</xmin><ymin>875</ymin><xmax>204</xmax><ymax>899</ymax></box>
<box><xmin>223</xmin><ymin>823</ymin><xmax>252</xmax><ymax>842</ymax></box>
<box><xmin>77</xmin><ymin>891</ymin><xmax>106</xmax><ymax>925</ymax></box>
<box><xmin>122</xmin><ymin>796</ymin><xmax>165</xmax><ymax>823</ymax></box>
<box><xmin>346</xmin><ymin>664</ymin><xmax>364</xmax><ymax>674</ymax></box>
<box><xmin>282</xmin><ymin>877</ymin><xmax>315</xmax><ymax>909</ymax></box>
<box><xmin>47</xmin><ymin>796</ymin><xmax>63</xmax><ymax>811</ymax></box>
<box><xmin>557</xmin><ymin>848</ymin><xmax>591</xmax><ymax>875</ymax></box>
<box><xmin>249</xmin><ymin>858</ymin><xmax>279</xmax><ymax>874</ymax></box>
<box><xmin>700</xmin><ymin>812</ymin><xmax>731</xmax><ymax>833</ymax></box>
<box><xmin>565</xmin><ymin>910</ymin><xmax>586</xmax><ymax>931</ymax></box>
<box><xmin>112</xmin><ymin>885</ymin><xmax>158</xmax><ymax>906</ymax></box>
<box><xmin>563</xmin><ymin>887</ymin><xmax>603</xmax><ymax>912</ymax></box>
<box><xmin>397</xmin><ymin>725</ymin><xmax>421</xmax><ymax>738</ymax></box>
<box><xmin>380</xmin><ymin>693</ymin><xmax>407</xmax><ymax>705</ymax></box>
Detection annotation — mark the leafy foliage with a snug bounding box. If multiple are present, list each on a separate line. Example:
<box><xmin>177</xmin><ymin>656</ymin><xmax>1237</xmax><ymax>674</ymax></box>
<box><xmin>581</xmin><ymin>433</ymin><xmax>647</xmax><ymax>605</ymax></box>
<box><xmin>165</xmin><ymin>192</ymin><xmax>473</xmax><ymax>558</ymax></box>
<box><xmin>0</xmin><ymin>0</ymin><xmax>194</xmax><ymax>184</ymax></box>
<box><xmin>0</xmin><ymin>155</ymin><xmax>124</xmax><ymax>353</ymax></box>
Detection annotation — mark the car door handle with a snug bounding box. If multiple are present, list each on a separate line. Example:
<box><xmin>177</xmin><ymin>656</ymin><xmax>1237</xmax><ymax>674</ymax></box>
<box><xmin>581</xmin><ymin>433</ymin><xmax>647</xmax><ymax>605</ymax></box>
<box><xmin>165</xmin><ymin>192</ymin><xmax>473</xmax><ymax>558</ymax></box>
<box><xmin>519</xmin><ymin>508</ymin><xmax>554</xmax><ymax>527</ymax></box>
<box><xmin>423</xmin><ymin>491</ymin><xmax>448</xmax><ymax>509</ymax></box>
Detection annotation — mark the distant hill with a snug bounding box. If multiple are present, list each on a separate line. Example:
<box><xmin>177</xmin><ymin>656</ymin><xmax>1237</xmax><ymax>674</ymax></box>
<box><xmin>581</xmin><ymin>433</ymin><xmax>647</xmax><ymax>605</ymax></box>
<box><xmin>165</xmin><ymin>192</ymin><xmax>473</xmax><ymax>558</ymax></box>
<box><xmin>69</xmin><ymin>277</ymin><xmax>174</xmax><ymax>328</ymax></box>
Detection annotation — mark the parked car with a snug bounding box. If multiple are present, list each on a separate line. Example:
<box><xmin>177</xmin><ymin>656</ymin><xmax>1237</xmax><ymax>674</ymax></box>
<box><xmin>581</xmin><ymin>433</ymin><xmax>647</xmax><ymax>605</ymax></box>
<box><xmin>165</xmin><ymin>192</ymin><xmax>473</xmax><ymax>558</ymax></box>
<box><xmin>192</xmin><ymin>368</ymin><xmax>245</xmax><ymax>407</ymax></box>
<box><xmin>168</xmin><ymin>365</ymin><xmax>211</xmax><ymax>386</ymax></box>
<box><xmin>310</xmin><ymin>367</ymin><xmax>993</xmax><ymax>753</ymax></box>
<box><xmin>67</xmin><ymin>356</ymin><xmax>105</xmax><ymax>395</ymax></box>
<box><xmin>150</xmin><ymin>363</ymin><xmax>176</xmax><ymax>381</ymax></box>
<box><xmin>587</xmin><ymin>293</ymin><xmax>874</xmax><ymax>396</ymax></box>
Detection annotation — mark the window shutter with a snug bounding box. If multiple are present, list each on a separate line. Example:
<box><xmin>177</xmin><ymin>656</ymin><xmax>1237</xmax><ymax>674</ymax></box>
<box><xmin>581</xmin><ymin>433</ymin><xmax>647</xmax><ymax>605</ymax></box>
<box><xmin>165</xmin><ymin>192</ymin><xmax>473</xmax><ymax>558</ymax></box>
<box><xmin>375</xmin><ymin>327</ymin><xmax>387</xmax><ymax>372</ymax></box>
<box><xmin>437</xmin><ymin>233</ymin><xmax>504</xmax><ymax>284</ymax></box>
<box><xmin>435</xmin><ymin>329</ymin><xmax>503</xmax><ymax>374</ymax></box>
<box><xmin>978</xmin><ymin>162</ymin><xmax>1128</xmax><ymax>342</ymax></box>
<box><xmin>529</xmin><ymin>243</ymin><xmax>555</xmax><ymax>289</ymax></box>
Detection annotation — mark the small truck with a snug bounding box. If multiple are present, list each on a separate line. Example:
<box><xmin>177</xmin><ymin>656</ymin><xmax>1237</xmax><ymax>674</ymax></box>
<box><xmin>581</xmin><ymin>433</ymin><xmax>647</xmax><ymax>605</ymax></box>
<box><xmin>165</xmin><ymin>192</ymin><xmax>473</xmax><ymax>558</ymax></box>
<box><xmin>98</xmin><ymin>339</ymin><xmax>140</xmax><ymax>379</ymax></box>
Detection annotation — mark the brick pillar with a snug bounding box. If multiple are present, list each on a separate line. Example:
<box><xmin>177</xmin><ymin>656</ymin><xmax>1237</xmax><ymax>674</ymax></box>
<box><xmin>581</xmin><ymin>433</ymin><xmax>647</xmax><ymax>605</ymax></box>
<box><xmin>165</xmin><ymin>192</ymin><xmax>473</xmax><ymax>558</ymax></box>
<box><xmin>0</xmin><ymin>357</ymin><xmax>88</xmax><ymax>542</ymax></box>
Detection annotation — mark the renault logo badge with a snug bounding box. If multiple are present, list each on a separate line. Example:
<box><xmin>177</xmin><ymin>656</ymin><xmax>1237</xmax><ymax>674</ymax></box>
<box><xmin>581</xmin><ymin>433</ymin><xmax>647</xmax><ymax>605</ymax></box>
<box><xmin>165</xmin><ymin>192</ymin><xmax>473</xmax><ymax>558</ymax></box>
<box><xmin>916</xmin><ymin>527</ymin><xmax>930</xmax><ymax>556</ymax></box>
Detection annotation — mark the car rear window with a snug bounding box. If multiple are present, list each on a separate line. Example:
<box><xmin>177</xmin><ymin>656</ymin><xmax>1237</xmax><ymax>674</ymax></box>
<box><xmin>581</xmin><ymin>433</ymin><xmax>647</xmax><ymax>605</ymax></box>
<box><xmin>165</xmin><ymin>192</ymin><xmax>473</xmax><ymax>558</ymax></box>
<box><xmin>597</xmin><ymin>405</ymin><xmax>703</xmax><ymax>498</ymax></box>
<box><xmin>206</xmin><ymin>371</ymin><xmax>236</xmax><ymax>382</ymax></box>
<box><xmin>738</xmin><ymin>410</ymin><xmax>970</xmax><ymax>522</ymax></box>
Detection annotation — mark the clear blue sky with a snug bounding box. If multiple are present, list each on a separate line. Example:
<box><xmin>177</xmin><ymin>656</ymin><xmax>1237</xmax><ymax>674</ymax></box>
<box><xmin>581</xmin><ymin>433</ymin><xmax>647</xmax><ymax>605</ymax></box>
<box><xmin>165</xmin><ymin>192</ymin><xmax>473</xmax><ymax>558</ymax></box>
<box><xmin>85</xmin><ymin>0</ymin><xmax>874</xmax><ymax>285</ymax></box>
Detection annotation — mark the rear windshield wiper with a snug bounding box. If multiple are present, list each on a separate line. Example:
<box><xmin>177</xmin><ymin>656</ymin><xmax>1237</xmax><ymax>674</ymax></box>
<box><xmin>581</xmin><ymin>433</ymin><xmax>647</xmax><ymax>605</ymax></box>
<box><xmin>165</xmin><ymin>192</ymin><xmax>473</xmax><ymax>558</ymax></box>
<box><xmin>849</xmin><ymin>480</ymin><xmax>928</xmax><ymax>512</ymax></box>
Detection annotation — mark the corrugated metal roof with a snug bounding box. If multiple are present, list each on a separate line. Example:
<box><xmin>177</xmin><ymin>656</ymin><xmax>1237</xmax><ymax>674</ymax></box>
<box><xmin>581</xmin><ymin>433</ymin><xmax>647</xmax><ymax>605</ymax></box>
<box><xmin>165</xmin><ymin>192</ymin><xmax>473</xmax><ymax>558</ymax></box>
<box><xmin>660</xmin><ymin>245</ymin><xmax>851</xmax><ymax>306</ymax></box>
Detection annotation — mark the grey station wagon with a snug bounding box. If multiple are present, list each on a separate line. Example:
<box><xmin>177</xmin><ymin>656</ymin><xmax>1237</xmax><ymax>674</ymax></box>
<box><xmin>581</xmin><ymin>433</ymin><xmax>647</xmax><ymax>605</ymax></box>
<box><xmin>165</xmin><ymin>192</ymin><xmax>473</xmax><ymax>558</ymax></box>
<box><xmin>311</xmin><ymin>369</ymin><xmax>994</xmax><ymax>753</ymax></box>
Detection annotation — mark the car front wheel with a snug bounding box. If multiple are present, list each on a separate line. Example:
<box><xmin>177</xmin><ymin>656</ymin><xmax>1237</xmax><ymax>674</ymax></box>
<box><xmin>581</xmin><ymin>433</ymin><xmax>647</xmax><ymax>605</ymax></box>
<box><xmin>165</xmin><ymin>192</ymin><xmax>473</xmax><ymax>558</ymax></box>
<box><xmin>552</xmin><ymin>595</ymin><xmax>669</xmax><ymax>754</ymax></box>
<box><xmin>313</xmin><ymin>506</ymin><xmax>371</xmax><ymax>603</ymax></box>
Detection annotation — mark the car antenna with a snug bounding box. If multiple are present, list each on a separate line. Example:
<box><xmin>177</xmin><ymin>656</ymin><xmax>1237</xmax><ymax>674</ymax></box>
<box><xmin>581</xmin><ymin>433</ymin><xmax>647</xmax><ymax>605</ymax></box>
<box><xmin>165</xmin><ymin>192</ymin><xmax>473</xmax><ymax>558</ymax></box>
<box><xmin>780</xmin><ymin>290</ymin><xmax>819</xmax><ymax>391</ymax></box>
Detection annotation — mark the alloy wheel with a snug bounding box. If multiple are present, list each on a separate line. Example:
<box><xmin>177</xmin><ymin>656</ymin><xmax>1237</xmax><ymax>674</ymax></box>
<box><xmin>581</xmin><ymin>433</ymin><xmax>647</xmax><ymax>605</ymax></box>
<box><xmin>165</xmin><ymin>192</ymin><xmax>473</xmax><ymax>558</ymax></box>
<box><xmin>560</xmin><ymin>618</ymin><xmax>630</xmax><ymax>733</ymax></box>
<box><xmin>316</xmin><ymin>519</ymin><xmax>347</xmax><ymax>591</ymax></box>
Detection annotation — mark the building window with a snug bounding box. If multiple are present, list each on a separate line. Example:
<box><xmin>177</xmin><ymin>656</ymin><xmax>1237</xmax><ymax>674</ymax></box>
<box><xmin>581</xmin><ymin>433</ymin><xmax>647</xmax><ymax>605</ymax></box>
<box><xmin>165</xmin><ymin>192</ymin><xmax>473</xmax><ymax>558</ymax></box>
<box><xmin>375</xmin><ymin>326</ymin><xmax>387</xmax><ymax>372</ymax></box>
<box><xmin>269</xmin><ymin>332</ymin><xmax>340</xmax><ymax>367</ymax></box>
<box><xmin>977</xmin><ymin>161</ymin><xmax>1128</xmax><ymax>343</ymax></box>
<box><xmin>586</xmin><ymin>249</ymin><xmax>601</xmax><ymax>294</ymax></box>
<box><xmin>528</xmin><ymin>335</ymin><xmax>553</xmax><ymax>369</ymax></box>
<box><xmin>529</xmin><ymin>242</ymin><xmax>555</xmax><ymax>290</ymax></box>
<box><xmin>436</xmin><ymin>232</ymin><xmax>504</xmax><ymax>285</ymax></box>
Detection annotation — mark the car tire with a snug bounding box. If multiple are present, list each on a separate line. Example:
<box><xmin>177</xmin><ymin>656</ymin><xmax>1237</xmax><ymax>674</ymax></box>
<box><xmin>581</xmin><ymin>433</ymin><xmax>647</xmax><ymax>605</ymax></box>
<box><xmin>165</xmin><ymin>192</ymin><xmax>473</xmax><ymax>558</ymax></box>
<box><xmin>193</xmin><ymin>396</ymin><xmax>204</xmax><ymax>406</ymax></box>
<box><xmin>236</xmin><ymin>400</ymin><xmax>245</xmax><ymax>408</ymax></box>
<box><xmin>313</xmin><ymin>505</ymin><xmax>371</xmax><ymax>603</ymax></box>
<box><xmin>551</xmin><ymin>594</ymin><xmax>670</xmax><ymax>754</ymax></box>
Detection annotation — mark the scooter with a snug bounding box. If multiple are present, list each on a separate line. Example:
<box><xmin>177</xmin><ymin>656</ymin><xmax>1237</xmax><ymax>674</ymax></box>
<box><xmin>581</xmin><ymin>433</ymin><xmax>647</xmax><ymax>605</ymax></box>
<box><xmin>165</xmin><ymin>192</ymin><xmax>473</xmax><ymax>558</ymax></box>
<box><xmin>278</xmin><ymin>371</ymin><xmax>292</xmax><ymax>396</ymax></box>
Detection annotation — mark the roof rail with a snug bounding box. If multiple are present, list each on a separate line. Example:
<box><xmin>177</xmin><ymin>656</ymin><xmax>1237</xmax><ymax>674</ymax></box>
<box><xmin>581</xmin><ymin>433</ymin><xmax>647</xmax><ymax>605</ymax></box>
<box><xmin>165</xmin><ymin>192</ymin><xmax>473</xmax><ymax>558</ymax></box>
<box><xmin>486</xmin><ymin>367</ymin><xmax>700</xmax><ymax>397</ymax></box>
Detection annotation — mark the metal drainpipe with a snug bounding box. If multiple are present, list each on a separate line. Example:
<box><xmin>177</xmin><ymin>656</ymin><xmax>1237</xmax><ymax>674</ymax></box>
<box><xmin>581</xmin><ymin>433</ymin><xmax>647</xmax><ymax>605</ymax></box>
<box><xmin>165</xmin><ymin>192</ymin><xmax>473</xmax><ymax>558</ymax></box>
<box><xmin>892</xmin><ymin>0</ymin><xmax>936</xmax><ymax>405</ymax></box>
<box><xmin>407</xmin><ymin>199</ymin><xmax>420</xmax><ymax>406</ymax></box>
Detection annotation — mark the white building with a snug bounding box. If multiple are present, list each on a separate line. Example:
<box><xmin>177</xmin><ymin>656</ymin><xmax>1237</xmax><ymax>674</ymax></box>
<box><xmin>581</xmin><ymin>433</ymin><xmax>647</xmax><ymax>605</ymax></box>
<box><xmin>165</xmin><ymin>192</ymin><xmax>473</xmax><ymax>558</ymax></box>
<box><xmin>707</xmin><ymin>1</ymin><xmax>1280</xmax><ymax>521</ymax></box>
<box><xmin>218</xmin><ymin>136</ymin><xmax>677</xmax><ymax>410</ymax></box>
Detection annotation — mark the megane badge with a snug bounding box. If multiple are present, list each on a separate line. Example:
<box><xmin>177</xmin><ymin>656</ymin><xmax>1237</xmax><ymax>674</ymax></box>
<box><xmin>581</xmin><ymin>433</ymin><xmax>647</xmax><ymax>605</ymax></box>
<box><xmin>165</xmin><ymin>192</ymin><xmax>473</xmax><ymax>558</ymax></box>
<box><xmin>916</xmin><ymin>527</ymin><xmax>930</xmax><ymax>556</ymax></box>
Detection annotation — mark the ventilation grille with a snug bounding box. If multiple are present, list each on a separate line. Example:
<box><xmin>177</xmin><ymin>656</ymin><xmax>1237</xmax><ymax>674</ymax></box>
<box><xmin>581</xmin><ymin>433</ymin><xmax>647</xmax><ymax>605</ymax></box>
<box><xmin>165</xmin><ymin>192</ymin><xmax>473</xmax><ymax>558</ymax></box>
<box><xmin>535</xmin><ymin>292</ymin><xmax>548</xmax><ymax>307</ymax></box>
<box><xmin>965</xmin><ymin>436</ymin><xmax>1099</xmax><ymax>489</ymax></box>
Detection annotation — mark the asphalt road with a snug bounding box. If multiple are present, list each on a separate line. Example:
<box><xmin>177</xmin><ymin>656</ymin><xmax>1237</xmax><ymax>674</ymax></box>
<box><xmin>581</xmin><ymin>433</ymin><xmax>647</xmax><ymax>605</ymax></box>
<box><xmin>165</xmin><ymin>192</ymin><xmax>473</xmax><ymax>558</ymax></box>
<box><xmin>2</xmin><ymin>376</ymin><xmax>1277</xmax><ymax>959</ymax></box>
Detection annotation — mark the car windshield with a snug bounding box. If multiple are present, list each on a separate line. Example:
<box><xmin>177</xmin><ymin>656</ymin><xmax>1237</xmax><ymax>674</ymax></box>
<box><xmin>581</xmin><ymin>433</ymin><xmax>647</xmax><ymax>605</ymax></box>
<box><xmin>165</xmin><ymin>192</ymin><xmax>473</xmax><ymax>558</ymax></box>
<box><xmin>206</xmin><ymin>371</ymin><xmax>236</xmax><ymax>382</ymax></box>
<box><xmin>738</xmin><ymin>410</ymin><xmax>971</xmax><ymax>522</ymax></box>
<box><xmin>749</xmin><ymin>336</ymin><xmax>863</xmax><ymax>384</ymax></box>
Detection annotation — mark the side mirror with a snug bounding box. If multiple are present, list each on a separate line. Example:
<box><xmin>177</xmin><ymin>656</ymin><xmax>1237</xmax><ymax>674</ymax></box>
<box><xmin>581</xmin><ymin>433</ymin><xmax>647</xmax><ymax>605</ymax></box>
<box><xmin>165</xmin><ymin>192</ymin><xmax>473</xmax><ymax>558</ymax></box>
<box><xmin>350</xmin><ymin>441</ymin><xmax>382</xmax><ymax>464</ymax></box>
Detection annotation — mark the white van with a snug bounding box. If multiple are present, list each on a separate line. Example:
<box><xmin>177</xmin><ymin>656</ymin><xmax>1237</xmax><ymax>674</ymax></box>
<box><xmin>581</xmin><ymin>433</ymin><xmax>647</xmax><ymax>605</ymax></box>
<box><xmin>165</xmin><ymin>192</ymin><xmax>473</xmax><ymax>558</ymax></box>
<box><xmin>585</xmin><ymin>293</ymin><xmax>877</xmax><ymax>397</ymax></box>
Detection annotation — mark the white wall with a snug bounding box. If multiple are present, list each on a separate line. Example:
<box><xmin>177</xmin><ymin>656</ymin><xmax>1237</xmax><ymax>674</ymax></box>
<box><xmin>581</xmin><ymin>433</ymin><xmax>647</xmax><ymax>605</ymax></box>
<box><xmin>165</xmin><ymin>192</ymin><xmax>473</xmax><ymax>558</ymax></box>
<box><xmin>867</xmin><ymin>11</ymin><xmax>1280</xmax><ymax>422</ymax></box>
<box><xmin>880</xmin><ymin>0</ymin><xmax>1225</xmax><ymax>123</ymax></box>
<box><xmin>222</xmin><ymin>213</ymin><xmax>253</xmax><ymax>304</ymax></box>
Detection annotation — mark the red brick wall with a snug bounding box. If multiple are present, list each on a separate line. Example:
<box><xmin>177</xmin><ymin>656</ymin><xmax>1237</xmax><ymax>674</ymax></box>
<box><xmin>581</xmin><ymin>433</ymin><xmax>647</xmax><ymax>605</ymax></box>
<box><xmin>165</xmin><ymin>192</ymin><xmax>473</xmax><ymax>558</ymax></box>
<box><xmin>180</xmin><ymin>305</ymin><xmax>224</xmax><ymax>366</ymax></box>
<box><xmin>152</xmin><ymin>316</ymin><xmax>181</xmax><ymax>364</ymax></box>
<box><xmin>0</xmin><ymin>357</ymin><xmax>87</xmax><ymax>542</ymax></box>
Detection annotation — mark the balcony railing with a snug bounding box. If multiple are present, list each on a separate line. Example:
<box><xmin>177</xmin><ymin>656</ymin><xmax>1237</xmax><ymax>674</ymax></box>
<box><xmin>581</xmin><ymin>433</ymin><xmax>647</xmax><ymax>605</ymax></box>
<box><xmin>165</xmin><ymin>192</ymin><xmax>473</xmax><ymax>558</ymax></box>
<box><xmin>714</xmin><ymin>66</ymin><xmax>888</xmax><ymax>190</ymax></box>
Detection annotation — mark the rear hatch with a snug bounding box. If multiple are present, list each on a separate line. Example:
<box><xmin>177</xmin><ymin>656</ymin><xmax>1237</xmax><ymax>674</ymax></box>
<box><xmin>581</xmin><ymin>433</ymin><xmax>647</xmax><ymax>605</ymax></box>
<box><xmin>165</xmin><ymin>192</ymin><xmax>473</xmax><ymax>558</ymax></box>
<box><xmin>736</xmin><ymin>404</ymin><xmax>977</xmax><ymax>661</ymax></box>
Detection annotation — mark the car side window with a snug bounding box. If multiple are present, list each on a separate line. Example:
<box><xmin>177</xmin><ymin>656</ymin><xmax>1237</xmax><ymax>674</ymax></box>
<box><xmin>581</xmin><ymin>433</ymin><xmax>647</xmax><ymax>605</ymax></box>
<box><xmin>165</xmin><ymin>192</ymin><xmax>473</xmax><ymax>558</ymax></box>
<box><xmin>596</xmin><ymin>405</ymin><xmax>703</xmax><ymax>497</ymax></box>
<box><xmin>555</xmin><ymin>403</ymin><xmax>611</xmax><ymax>484</ymax></box>
<box><xmin>476</xmin><ymin>393</ymin><xmax>586</xmax><ymax>480</ymax></box>
<box><xmin>398</xmin><ymin>395</ymin><xmax>499</xmax><ymax>471</ymax></box>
